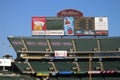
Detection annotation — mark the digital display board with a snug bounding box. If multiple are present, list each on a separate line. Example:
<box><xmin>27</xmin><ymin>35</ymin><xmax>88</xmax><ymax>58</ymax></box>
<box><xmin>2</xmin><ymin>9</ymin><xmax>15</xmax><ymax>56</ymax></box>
<box><xmin>74</xmin><ymin>17</ymin><xmax>95</xmax><ymax>35</ymax></box>
<box><xmin>74</xmin><ymin>17</ymin><xmax>108</xmax><ymax>36</ymax></box>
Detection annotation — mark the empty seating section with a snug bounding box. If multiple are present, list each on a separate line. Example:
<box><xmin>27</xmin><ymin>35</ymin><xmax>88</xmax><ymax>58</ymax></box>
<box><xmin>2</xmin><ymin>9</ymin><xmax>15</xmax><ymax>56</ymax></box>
<box><xmin>8</xmin><ymin>37</ymin><xmax>24</xmax><ymax>51</ymax></box>
<box><xmin>0</xmin><ymin>75</ymin><xmax>34</xmax><ymax>80</ymax></box>
<box><xmin>57</xmin><ymin>77</ymin><xmax>79</xmax><ymax>80</ymax></box>
<box><xmin>105</xmin><ymin>77</ymin><xmax>120</xmax><ymax>80</ymax></box>
<box><xmin>48</xmin><ymin>77</ymin><xmax>57</xmax><ymax>80</ymax></box>
<box><xmin>100</xmin><ymin>38</ymin><xmax>120</xmax><ymax>51</ymax></box>
<box><xmin>15</xmin><ymin>61</ymin><xmax>31</xmax><ymax>73</ymax></box>
<box><xmin>91</xmin><ymin>77</ymin><xmax>102</xmax><ymax>80</ymax></box>
<box><xmin>103</xmin><ymin>60</ymin><xmax>120</xmax><ymax>70</ymax></box>
<box><xmin>54</xmin><ymin>61</ymin><xmax>76</xmax><ymax>71</ymax></box>
<box><xmin>78</xmin><ymin>61</ymin><xmax>89</xmax><ymax>72</ymax></box>
<box><xmin>49</xmin><ymin>39</ymin><xmax>73</xmax><ymax>51</ymax></box>
<box><xmin>24</xmin><ymin>38</ymin><xmax>49</xmax><ymax>51</ymax></box>
<box><xmin>75</xmin><ymin>38</ymin><xmax>98</xmax><ymax>51</ymax></box>
<box><xmin>29</xmin><ymin>61</ymin><xmax>53</xmax><ymax>73</ymax></box>
<box><xmin>8</xmin><ymin>37</ymin><xmax>120</xmax><ymax>52</ymax></box>
<box><xmin>91</xmin><ymin>61</ymin><xmax>101</xmax><ymax>71</ymax></box>
<box><xmin>81</xmin><ymin>77</ymin><xmax>102</xmax><ymax>80</ymax></box>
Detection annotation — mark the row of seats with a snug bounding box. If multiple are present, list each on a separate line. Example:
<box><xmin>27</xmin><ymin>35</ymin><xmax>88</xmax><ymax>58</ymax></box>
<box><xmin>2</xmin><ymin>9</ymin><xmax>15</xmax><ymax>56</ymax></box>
<box><xmin>1</xmin><ymin>76</ymin><xmax>119</xmax><ymax>80</ymax></box>
<box><xmin>14</xmin><ymin>60</ymin><xmax>120</xmax><ymax>74</ymax></box>
<box><xmin>0</xmin><ymin>75</ymin><xmax>34</xmax><ymax>80</ymax></box>
<box><xmin>8</xmin><ymin>37</ymin><xmax>120</xmax><ymax>52</ymax></box>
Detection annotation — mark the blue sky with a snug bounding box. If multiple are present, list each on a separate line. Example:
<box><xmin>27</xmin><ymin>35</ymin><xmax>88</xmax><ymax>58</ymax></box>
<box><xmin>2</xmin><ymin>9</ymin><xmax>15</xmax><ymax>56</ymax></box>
<box><xmin>0</xmin><ymin>0</ymin><xmax>120</xmax><ymax>58</ymax></box>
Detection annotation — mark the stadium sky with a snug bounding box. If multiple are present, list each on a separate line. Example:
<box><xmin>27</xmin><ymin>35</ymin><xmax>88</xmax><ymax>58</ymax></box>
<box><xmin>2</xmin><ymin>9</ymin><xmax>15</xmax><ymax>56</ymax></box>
<box><xmin>0</xmin><ymin>0</ymin><xmax>120</xmax><ymax>58</ymax></box>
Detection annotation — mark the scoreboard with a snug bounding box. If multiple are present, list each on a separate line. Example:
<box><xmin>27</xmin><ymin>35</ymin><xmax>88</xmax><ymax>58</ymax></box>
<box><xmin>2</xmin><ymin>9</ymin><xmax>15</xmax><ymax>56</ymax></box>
<box><xmin>74</xmin><ymin>17</ymin><xmax>95</xmax><ymax>35</ymax></box>
<box><xmin>32</xmin><ymin>17</ymin><xmax>108</xmax><ymax>36</ymax></box>
<box><xmin>74</xmin><ymin>17</ymin><xmax>95</xmax><ymax>30</ymax></box>
<box><xmin>74</xmin><ymin>17</ymin><xmax>108</xmax><ymax>36</ymax></box>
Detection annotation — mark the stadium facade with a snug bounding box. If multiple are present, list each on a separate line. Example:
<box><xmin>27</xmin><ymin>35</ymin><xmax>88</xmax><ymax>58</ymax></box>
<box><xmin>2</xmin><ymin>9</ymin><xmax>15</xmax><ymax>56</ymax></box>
<box><xmin>0</xmin><ymin>9</ymin><xmax>120</xmax><ymax>80</ymax></box>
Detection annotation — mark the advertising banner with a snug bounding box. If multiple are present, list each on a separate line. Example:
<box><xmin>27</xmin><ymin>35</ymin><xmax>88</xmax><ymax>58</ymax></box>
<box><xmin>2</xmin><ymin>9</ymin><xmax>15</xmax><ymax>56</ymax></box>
<box><xmin>95</xmin><ymin>17</ymin><xmax>108</xmax><ymax>30</ymax></box>
<box><xmin>95</xmin><ymin>17</ymin><xmax>108</xmax><ymax>35</ymax></box>
<box><xmin>32</xmin><ymin>16</ymin><xmax>46</xmax><ymax>35</ymax></box>
<box><xmin>0</xmin><ymin>59</ymin><xmax>11</xmax><ymax>66</ymax></box>
<box><xmin>64</xmin><ymin>17</ymin><xmax>74</xmax><ymax>35</ymax></box>
<box><xmin>46</xmin><ymin>17</ymin><xmax>64</xmax><ymax>35</ymax></box>
<box><xmin>55</xmin><ymin>51</ymin><xmax>67</xmax><ymax>57</ymax></box>
<box><xmin>46</xmin><ymin>30</ymin><xmax>64</xmax><ymax>35</ymax></box>
<box><xmin>57</xmin><ymin>9</ymin><xmax>83</xmax><ymax>17</ymax></box>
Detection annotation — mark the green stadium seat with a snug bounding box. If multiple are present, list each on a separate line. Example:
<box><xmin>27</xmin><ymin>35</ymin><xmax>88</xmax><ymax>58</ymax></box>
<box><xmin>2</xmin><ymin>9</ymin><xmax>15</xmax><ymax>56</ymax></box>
<box><xmin>91</xmin><ymin>61</ymin><xmax>101</xmax><ymax>71</ymax></box>
<box><xmin>78</xmin><ymin>61</ymin><xmax>89</xmax><ymax>72</ymax></box>
<box><xmin>48</xmin><ymin>77</ymin><xmax>57</xmax><ymax>80</ymax></box>
<box><xmin>54</xmin><ymin>61</ymin><xmax>76</xmax><ymax>71</ymax></box>
<box><xmin>105</xmin><ymin>77</ymin><xmax>120</xmax><ymax>80</ymax></box>
<box><xmin>57</xmin><ymin>77</ymin><xmax>80</xmax><ymax>80</ymax></box>
<box><xmin>15</xmin><ymin>61</ymin><xmax>33</xmax><ymax>73</ymax></box>
<box><xmin>49</xmin><ymin>39</ymin><xmax>73</xmax><ymax>51</ymax></box>
<box><xmin>103</xmin><ymin>60</ymin><xmax>120</xmax><ymax>71</ymax></box>
<box><xmin>8</xmin><ymin>37</ymin><xmax>24</xmax><ymax>51</ymax></box>
<box><xmin>29</xmin><ymin>61</ymin><xmax>53</xmax><ymax>73</ymax></box>
<box><xmin>24</xmin><ymin>38</ymin><xmax>49</xmax><ymax>51</ymax></box>
<box><xmin>75</xmin><ymin>38</ymin><xmax>98</xmax><ymax>51</ymax></box>
<box><xmin>100</xmin><ymin>38</ymin><xmax>120</xmax><ymax>51</ymax></box>
<box><xmin>0</xmin><ymin>75</ymin><xmax>35</xmax><ymax>80</ymax></box>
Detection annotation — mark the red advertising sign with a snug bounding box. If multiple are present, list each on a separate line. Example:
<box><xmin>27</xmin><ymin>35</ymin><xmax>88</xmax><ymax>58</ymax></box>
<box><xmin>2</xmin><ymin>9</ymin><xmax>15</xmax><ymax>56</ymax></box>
<box><xmin>32</xmin><ymin>16</ymin><xmax>46</xmax><ymax>30</ymax></box>
<box><xmin>32</xmin><ymin>16</ymin><xmax>46</xmax><ymax>35</ymax></box>
<box><xmin>57</xmin><ymin>9</ymin><xmax>83</xmax><ymax>17</ymax></box>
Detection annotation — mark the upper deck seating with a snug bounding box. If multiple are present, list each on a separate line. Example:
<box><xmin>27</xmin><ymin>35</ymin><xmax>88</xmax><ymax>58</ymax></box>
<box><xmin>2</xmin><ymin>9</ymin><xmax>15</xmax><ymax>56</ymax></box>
<box><xmin>24</xmin><ymin>38</ymin><xmax>49</xmax><ymax>51</ymax></box>
<box><xmin>100</xmin><ymin>38</ymin><xmax>120</xmax><ymax>51</ymax></box>
<box><xmin>75</xmin><ymin>38</ymin><xmax>98</xmax><ymax>52</ymax></box>
<box><xmin>8</xmin><ymin>37</ymin><xmax>24</xmax><ymax>52</ymax></box>
<box><xmin>49</xmin><ymin>39</ymin><xmax>73</xmax><ymax>51</ymax></box>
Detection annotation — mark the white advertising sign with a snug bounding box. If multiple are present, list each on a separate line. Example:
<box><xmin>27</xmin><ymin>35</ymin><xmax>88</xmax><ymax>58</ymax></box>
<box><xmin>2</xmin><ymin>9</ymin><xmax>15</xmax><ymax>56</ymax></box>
<box><xmin>32</xmin><ymin>31</ymin><xmax>46</xmax><ymax>35</ymax></box>
<box><xmin>95</xmin><ymin>17</ymin><xmax>108</xmax><ymax>30</ymax></box>
<box><xmin>55</xmin><ymin>51</ymin><xmax>67</xmax><ymax>57</ymax></box>
<box><xmin>46</xmin><ymin>30</ymin><xmax>64</xmax><ymax>35</ymax></box>
<box><xmin>0</xmin><ymin>59</ymin><xmax>11</xmax><ymax>66</ymax></box>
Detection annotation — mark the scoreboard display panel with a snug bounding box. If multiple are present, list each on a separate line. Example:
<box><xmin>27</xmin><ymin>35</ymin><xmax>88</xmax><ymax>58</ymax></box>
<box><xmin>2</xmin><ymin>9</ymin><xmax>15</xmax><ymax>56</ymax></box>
<box><xmin>32</xmin><ymin>16</ymin><xmax>108</xmax><ymax>36</ymax></box>
<box><xmin>46</xmin><ymin>17</ymin><xmax>64</xmax><ymax>30</ymax></box>
<box><xmin>74</xmin><ymin>17</ymin><xmax>108</xmax><ymax>36</ymax></box>
<box><xmin>74</xmin><ymin>17</ymin><xmax>94</xmax><ymax>30</ymax></box>
<box><xmin>74</xmin><ymin>17</ymin><xmax>95</xmax><ymax>35</ymax></box>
